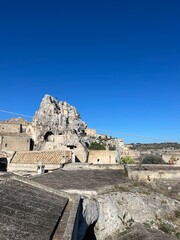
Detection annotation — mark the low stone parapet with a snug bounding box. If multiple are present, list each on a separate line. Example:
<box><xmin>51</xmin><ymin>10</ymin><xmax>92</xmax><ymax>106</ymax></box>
<box><xmin>127</xmin><ymin>165</ymin><xmax>180</xmax><ymax>182</ymax></box>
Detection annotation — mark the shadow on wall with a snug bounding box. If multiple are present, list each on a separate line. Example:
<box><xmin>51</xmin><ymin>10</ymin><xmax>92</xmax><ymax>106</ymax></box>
<box><xmin>0</xmin><ymin>158</ymin><xmax>7</xmax><ymax>171</ymax></box>
<box><xmin>83</xmin><ymin>222</ymin><xmax>97</xmax><ymax>240</ymax></box>
<box><xmin>75</xmin><ymin>156</ymin><xmax>81</xmax><ymax>162</ymax></box>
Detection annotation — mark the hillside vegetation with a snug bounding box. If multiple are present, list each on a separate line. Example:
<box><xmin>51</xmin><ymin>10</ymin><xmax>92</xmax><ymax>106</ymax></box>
<box><xmin>130</xmin><ymin>142</ymin><xmax>180</xmax><ymax>151</ymax></box>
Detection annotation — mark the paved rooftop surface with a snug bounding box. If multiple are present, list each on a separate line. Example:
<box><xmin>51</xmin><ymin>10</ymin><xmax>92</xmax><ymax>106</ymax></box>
<box><xmin>11</xmin><ymin>150</ymin><xmax>71</xmax><ymax>164</ymax></box>
<box><xmin>0</xmin><ymin>176</ymin><xmax>68</xmax><ymax>240</ymax></box>
<box><xmin>31</xmin><ymin>169</ymin><xmax>129</xmax><ymax>191</ymax></box>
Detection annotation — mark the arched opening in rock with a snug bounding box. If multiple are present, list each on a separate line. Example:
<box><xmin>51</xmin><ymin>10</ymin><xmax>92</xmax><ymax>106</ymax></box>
<box><xmin>44</xmin><ymin>132</ymin><xmax>54</xmax><ymax>142</ymax></box>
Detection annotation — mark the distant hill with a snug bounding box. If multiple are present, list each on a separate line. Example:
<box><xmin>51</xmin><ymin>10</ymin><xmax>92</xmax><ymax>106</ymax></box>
<box><xmin>129</xmin><ymin>142</ymin><xmax>180</xmax><ymax>151</ymax></box>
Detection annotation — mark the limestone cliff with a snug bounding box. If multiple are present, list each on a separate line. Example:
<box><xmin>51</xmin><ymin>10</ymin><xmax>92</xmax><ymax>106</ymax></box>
<box><xmin>32</xmin><ymin>95</ymin><xmax>86</xmax><ymax>136</ymax></box>
<box><xmin>27</xmin><ymin>95</ymin><xmax>89</xmax><ymax>161</ymax></box>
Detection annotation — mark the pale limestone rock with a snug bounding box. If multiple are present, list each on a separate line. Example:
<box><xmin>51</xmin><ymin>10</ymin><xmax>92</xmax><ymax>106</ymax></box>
<box><xmin>29</xmin><ymin>95</ymin><xmax>89</xmax><ymax>161</ymax></box>
<box><xmin>82</xmin><ymin>198</ymin><xmax>99</xmax><ymax>226</ymax></box>
<box><xmin>77</xmin><ymin>197</ymin><xmax>99</xmax><ymax>240</ymax></box>
<box><xmin>94</xmin><ymin>192</ymin><xmax>180</xmax><ymax>240</ymax></box>
<box><xmin>32</xmin><ymin>95</ymin><xmax>86</xmax><ymax>135</ymax></box>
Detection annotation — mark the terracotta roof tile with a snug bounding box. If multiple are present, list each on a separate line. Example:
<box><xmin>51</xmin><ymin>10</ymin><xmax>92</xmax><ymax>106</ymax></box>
<box><xmin>11</xmin><ymin>150</ymin><xmax>71</xmax><ymax>164</ymax></box>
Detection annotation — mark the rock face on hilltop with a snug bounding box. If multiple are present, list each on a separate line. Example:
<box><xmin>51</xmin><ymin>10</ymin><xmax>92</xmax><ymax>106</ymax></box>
<box><xmin>26</xmin><ymin>95</ymin><xmax>89</xmax><ymax>161</ymax></box>
<box><xmin>32</xmin><ymin>95</ymin><xmax>87</xmax><ymax>136</ymax></box>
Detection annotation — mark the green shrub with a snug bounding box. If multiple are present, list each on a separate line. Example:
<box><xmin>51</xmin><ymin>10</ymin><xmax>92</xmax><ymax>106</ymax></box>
<box><xmin>159</xmin><ymin>222</ymin><xmax>175</xmax><ymax>234</ymax></box>
<box><xmin>89</xmin><ymin>142</ymin><xmax>106</xmax><ymax>150</ymax></box>
<box><xmin>121</xmin><ymin>156</ymin><xmax>134</xmax><ymax>164</ymax></box>
<box><xmin>142</xmin><ymin>155</ymin><xmax>166</xmax><ymax>164</ymax></box>
<box><xmin>109</xmin><ymin>145</ymin><xmax>116</xmax><ymax>151</ymax></box>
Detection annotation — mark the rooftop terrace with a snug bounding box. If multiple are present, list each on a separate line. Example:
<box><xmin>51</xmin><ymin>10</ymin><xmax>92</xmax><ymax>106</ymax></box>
<box><xmin>31</xmin><ymin>169</ymin><xmax>129</xmax><ymax>192</ymax></box>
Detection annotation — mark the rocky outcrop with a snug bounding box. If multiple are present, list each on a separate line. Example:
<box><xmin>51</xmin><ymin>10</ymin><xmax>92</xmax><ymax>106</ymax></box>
<box><xmin>27</xmin><ymin>95</ymin><xmax>89</xmax><ymax>157</ymax></box>
<box><xmin>95</xmin><ymin>191</ymin><xmax>180</xmax><ymax>239</ymax></box>
<box><xmin>80</xmin><ymin>183</ymin><xmax>180</xmax><ymax>240</ymax></box>
<box><xmin>109</xmin><ymin>223</ymin><xmax>178</xmax><ymax>240</ymax></box>
<box><xmin>32</xmin><ymin>95</ymin><xmax>86</xmax><ymax>135</ymax></box>
<box><xmin>77</xmin><ymin>198</ymin><xmax>99</xmax><ymax>239</ymax></box>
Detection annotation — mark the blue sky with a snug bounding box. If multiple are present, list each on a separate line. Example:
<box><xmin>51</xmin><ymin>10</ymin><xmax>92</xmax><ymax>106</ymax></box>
<box><xmin>0</xmin><ymin>0</ymin><xmax>179</xmax><ymax>143</ymax></box>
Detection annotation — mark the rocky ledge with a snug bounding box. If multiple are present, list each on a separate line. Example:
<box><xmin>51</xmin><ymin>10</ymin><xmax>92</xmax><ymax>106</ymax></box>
<box><xmin>81</xmin><ymin>182</ymin><xmax>180</xmax><ymax>240</ymax></box>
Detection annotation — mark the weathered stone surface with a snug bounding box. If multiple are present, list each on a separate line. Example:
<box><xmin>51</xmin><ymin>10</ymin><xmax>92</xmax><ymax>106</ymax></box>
<box><xmin>109</xmin><ymin>223</ymin><xmax>178</xmax><ymax>240</ymax></box>
<box><xmin>82</xmin><ymin>198</ymin><xmax>99</xmax><ymax>226</ymax></box>
<box><xmin>155</xmin><ymin>178</ymin><xmax>180</xmax><ymax>201</ymax></box>
<box><xmin>31</xmin><ymin>169</ymin><xmax>129</xmax><ymax>191</ymax></box>
<box><xmin>25</xmin><ymin>95</ymin><xmax>90</xmax><ymax>161</ymax></box>
<box><xmin>32</xmin><ymin>95</ymin><xmax>86</xmax><ymax>135</ymax></box>
<box><xmin>0</xmin><ymin>177</ymin><xmax>68</xmax><ymax>240</ymax></box>
<box><xmin>75</xmin><ymin>198</ymin><xmax>99</xmax><ymax>240</ymax></box>
<box><xmin>94</xmin><ymin>190</ymin><xmax>180</xmax><ymax>240</ymax></box>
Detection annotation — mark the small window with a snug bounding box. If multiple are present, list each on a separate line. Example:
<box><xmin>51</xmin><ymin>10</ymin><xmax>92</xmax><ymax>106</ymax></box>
<box><xmin>5</xmin><ymin>143</ymin><xmax>7</xmax><ymax>147</ymax></box>
<box><xmin>97</xmin><ymin>159</ymin><xmax>100</xmax><ymax>162</ymax></box>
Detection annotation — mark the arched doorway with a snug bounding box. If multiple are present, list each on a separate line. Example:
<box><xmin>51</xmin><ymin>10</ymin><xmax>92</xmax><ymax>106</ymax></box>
<box><xmin>44</xmin><ymin>132</ymin><xmax>54</xmax><ymax>142</ymax></box>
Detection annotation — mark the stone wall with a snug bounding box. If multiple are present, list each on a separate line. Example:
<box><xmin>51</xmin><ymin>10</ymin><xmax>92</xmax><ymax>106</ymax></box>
<box><xmin>0</xmin><ymin>135</ymin><xmax>30</xmax><ymax>151</ymax></box>
<box><xmin>88</xmin><ymin>150</ymin><xmax>117</xmax><ymax>164</ymax></box>
<box><xmin>40</xmin><ymin>134</ymin><xmax>88</xmax><ymax>163</ymax></box>
<box><xmin>8</xmin><ymin>163</ymin><xmax>62</xmax><ymax>173</ymax></box>
<box><xmin>127</xmin><ymin>165</ymin><xmax>180</xmax><ymax>182</ymax></box>
<box><xmin>0</xmin><ymin>122</ymin><xmax>22</xmax><ymax>133</ymax></box>
<box><xmin>63</xmin><ymin>163</ymin><xmax>123</xmax><ymax>170</ymax></box>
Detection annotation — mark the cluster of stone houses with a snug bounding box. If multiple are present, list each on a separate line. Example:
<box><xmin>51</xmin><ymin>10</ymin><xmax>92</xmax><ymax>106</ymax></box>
<box><xmin>1</xmin><ymin>95</ymin><xmax>180</xmax><ymax>176</ymax></box>
<box><xmin>0</xmin><ymin>96</ymin><xmax>126</xmax><ymax>174</ymax></box>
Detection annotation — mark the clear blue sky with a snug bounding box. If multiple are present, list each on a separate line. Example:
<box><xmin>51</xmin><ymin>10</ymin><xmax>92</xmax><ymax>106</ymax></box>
<box><xmin>0</xmin><ymin>0</ymin><xmax>179</xmax><ymax>143</ymax></box>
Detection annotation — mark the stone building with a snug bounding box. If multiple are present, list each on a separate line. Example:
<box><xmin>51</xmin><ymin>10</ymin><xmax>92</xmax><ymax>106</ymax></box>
<box><xmin>0</xmin><ymin>118</ymin><xmax>31</xmax><ymax>151</ymax></box>
<box><xmin>88</xmin><ymin>150</ymin><xmax>118</xmax><ymax>164</ymax></box>
<box><xmin>8</xmin><ymin>150</ymin><xmax>72</xmax><ymax>173</ymax></box>
<box><xmin>0</xmin><ymin>133</ymin><xmax>30</xmax><ymax>151</ymax></box>
<box><xmin>85</xmin><ymin>128</ymin><xmax>96</xmax><ymax>136</ymax></box>
<box><xmin>0</xmin><ymin>95</ymin><xmax>126</xmax><ymax>166</ymax></box>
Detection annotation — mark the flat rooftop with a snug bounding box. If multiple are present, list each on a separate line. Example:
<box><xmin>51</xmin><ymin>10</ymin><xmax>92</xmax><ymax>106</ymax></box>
<box><xmin>31</xmin><ymin>169</ymin><xmax>129</xmax><ymax>192</ymax></box>
<box><xmin>0</xmin><ymin>175</ymin><xmax>68</xmax><ymax>240</ymax></box>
